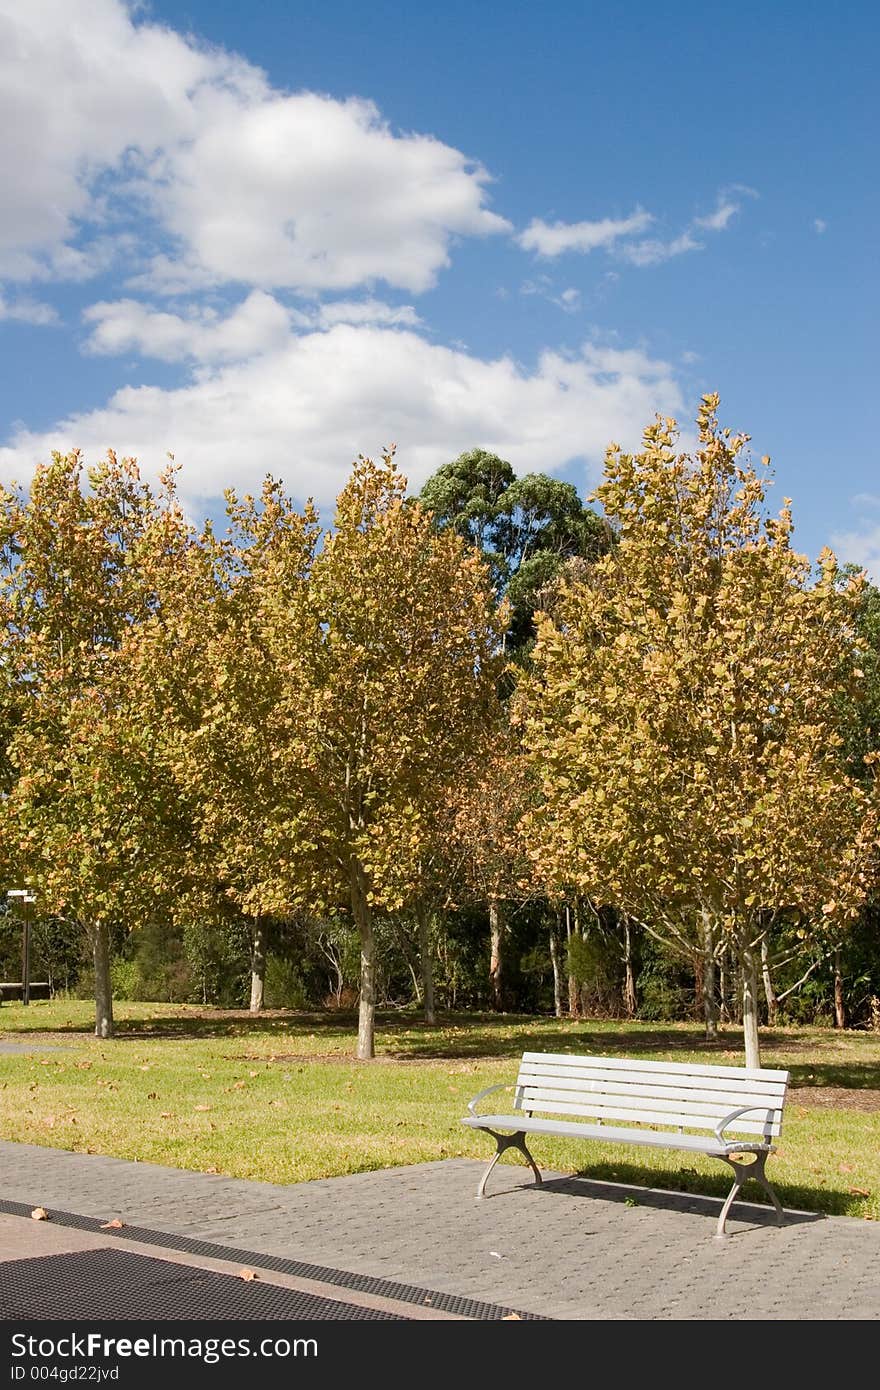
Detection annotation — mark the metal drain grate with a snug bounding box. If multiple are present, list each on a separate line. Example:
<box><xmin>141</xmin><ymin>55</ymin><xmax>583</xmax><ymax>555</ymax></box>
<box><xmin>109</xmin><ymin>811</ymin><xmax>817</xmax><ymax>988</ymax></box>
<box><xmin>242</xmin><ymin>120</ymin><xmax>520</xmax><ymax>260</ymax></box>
<box><xmin>0</xmin><ymin>1247</ymin><xmax>401</xmax><ymax>1320</ymax></box>
<box><xmin>0</xmin><ymin>1198</ymin><xmax>543</xmax><ymax>1320</ymax></box>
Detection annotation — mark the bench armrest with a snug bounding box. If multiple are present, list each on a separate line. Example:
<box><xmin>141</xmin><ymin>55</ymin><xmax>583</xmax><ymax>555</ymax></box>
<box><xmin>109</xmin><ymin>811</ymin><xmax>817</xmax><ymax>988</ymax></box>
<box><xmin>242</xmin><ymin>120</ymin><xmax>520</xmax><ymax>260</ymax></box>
<box><xmin>466</xmin><ymin>1083</ymin><xmax>511</xmax><ymax>1117</ymax></box>
<box><xmin>714</xmin><ymin>1105</ymin><xmax>777</xmax><ymax>1144</ymax></box>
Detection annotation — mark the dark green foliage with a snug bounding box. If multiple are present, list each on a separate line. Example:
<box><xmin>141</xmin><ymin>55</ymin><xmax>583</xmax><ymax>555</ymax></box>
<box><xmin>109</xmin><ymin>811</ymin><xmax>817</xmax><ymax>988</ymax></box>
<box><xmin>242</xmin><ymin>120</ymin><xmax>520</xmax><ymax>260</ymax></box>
<box><xmin>419</xmin><ymin>448</ymin><xmax>608</xmax><ymax>650</ymax></box>
<box><xmin>110</xmin><ymin>919</ymin><xmax>190</xmax><ymax>1003</ymax></box>
<box><xmin>635</xmin><ymin>950</ymin><xmax>695</xmax><ymax>1022</ymax></box>
<box><xmin>183</xmin><ymin>914</ymin><xmax>251</xmax><ymax>1006</ymax></box>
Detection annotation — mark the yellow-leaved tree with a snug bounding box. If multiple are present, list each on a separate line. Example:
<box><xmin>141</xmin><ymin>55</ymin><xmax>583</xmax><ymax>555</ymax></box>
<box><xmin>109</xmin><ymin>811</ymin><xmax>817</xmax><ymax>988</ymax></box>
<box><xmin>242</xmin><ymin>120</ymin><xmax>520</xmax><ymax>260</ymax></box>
<box><xmin>267</xmin><ymin>452</ymin><xmax>506</xmax><ymax>1058</ymax></box>
<box><xmin>517</xmin><ymin>397</ymin><xmax>878</xmax><ymax>1066</ymax></box>
<box><xmin>172</xmin><ymin>481</ymin><xmax>321</xmax><ymax>1012</ymax></box>
<box><xmin>0</xmin><ymin>452</ymin><xmax>200</xmax><ymax>1037</ymax></box>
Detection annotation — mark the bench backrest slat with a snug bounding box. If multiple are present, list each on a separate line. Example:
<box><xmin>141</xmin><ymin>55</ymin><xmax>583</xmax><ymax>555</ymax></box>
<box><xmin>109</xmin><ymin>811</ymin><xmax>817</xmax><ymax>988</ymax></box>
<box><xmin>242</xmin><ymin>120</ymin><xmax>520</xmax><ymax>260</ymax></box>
<box><xmin>514</xmin><ymin>1053</ymin><xmax>788</xmax><ymax>1139</ymax></box>
<box><xmin>517</xmin><ymin>1060</ymin><xmax>786</xmax><ymax>1099</ymax></box>
<box><xmin>520</xmin><ymin>1052</ymin><xmax>788</xmax><ymax>1081</ymax></box>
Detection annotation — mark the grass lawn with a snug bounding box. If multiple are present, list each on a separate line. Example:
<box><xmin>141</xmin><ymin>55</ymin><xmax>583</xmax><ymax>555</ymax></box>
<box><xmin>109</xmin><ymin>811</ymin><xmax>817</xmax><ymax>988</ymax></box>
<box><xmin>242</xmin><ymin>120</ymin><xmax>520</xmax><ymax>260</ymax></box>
<box><xmin>0</xmin><ymin>1000</ymin><xmax>877</xmax><ymax>1221</ymax></box>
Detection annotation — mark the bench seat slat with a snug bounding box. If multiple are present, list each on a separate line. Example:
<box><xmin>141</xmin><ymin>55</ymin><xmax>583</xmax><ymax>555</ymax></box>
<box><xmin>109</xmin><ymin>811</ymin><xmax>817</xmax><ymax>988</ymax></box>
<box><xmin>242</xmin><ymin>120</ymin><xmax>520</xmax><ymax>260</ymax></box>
<box><xmin>516</xmin><ymin>1063</ymin><xmax>786</xmax><ymax>1101</ymax></box>
<box><xmin>462</xmin><ymin>1114</ymin><xmax>761</xmax><ymax>1155</ymax></box>
<box><xmin>520</xmin><ymin>1052</ymin><xmax>789</xmax><ymax>1082</ymax></box>
<box><xmin>516</xmin><ymin>1073</ymin><xmax>785</xmax><ymax>1109</ymax></box>
<box><xmin>515</xmin><ymin>1094</ymin><xmax>777</xmax><ymax>1135</ymax></box>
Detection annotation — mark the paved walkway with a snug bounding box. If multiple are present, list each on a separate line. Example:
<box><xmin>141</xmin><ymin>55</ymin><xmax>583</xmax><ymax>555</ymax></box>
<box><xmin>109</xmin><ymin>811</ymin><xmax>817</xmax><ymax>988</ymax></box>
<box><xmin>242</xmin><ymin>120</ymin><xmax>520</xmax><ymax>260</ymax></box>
<box><xmin>0</xmin><ymin>1142</ymin><xmax>877</xmax><ymax>1319</ymax></box>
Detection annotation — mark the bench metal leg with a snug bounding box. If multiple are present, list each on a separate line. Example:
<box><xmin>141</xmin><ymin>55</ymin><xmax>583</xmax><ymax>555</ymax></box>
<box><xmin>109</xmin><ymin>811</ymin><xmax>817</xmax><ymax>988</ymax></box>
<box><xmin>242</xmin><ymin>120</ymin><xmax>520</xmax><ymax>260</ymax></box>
<box><xmin>476</xmin><ymin>1129</ymin><xmax>543</xmax><ymax>1199</ymax></box>
<box><xmin>716</xmin><ymin>1151</ymin><xmax>785</xmax><ymax>1239</ymax></box>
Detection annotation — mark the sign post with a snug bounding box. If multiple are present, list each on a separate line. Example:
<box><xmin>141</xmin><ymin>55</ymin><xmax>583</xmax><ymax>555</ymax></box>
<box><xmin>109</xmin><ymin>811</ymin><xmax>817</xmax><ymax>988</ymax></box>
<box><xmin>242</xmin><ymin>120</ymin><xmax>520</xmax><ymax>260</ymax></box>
<box><xmin>7</xmin><ymin>890</ymin><xmax>36</xmax><ymax>1005</ymax></box>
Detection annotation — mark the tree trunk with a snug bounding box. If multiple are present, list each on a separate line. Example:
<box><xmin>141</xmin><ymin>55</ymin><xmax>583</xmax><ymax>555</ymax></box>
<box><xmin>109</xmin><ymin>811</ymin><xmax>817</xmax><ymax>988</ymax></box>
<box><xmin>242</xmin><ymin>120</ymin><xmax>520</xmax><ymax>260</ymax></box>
<box><xmin>488</xmin><ymin>897</ymin><xmax>504</xmax><ymax>1011</ymax></box>
<box><xmin>719</xmin><ymin>947</ymin><xmax>730</xmax><ymax>1024</ymax></box>
<box><xmin>701</xmin><ymin>910</ymin><xmax>718</xmax><ymax>1041</ymax></box>
<box><xmin>760</xmin><ymin>933</ymin><xmax>778</xmax><ymax>1026</ymax></box>
<box><xmin>731</xmin><ymin>954</ymin><xmax>743</xmax><ymax>1025</ymax></box>
<box><xmin>249</xmin><ymin>911</ymin><xmax>266</xmax><ymax>1014</ymax></box>
<box><xmin>549</xmin><ymin>911</ymin><xmax>563</xmax><ymax>1018</ymax></box>
<box><xmin>833</xmin><ymin>949</ymin><xmax>846</xmax><ymax>1029</ymax></box>
<box><xmin>565</xmin><ymin>903</ymin><xmax>578</xmax><ymax>1018</ymax></box>
<box><xmin>415</xmin><ymin>899</ymin><xmax>436</xmax><ymax>1025</ymax></box>
<box><xmin>740</xmin><ymin>936</ymin><xmax>761</xmax><ymax>1068</ymax></box>
<box><xmin>622</xmin><ymin>914</ymin><xmax>637</xmax><ymax>1017</ymax></box>
<box><xmin>350</xmin><ymin>866</ymin><xmax>376</xmax><ymax>1059</ymax></box>
<box><xmin>93</xmin><ymin>921</ymin><xmax>114</xmax><ymax>1040</ymax></box>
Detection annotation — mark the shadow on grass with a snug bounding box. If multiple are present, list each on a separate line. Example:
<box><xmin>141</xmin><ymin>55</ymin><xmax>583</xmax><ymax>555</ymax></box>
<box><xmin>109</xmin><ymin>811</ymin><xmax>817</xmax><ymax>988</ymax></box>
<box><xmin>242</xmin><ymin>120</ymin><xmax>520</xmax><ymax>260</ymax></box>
<box><xmin>5</xmin><ymin>1009</ymin><xmax>880</xmax><ymax>1092</ymax></box>
<box><xmin>1</xmin><ymin>1008</ymin><xmax>350</xmax><ymax>1042</ymax></box>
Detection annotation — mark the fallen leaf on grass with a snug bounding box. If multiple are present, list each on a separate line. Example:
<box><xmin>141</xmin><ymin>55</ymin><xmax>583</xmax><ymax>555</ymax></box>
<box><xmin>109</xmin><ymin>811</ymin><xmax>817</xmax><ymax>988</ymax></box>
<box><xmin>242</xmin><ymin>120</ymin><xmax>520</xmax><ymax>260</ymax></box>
<box><xmin>839</xmin><ymin>1163</ymin><xmax>855</xmax><ymax>1173</ymax></box>
<box><xmin>194</xmin><ymin>1104</ymin><xmax>211</xmax><ymax>1112</ymax></box>
<box><xmin>159</xmin><ymin>1112</ymin><xmax>174</xmax><ymax>1119</ymax></box>
<box><xmin>31</xmin><ymin>1208</ymin><xmax>49</xmax><ymax>1221</ymax></box>
<box><xmin>205</xmin><ymin>1167</ymin><xmax>219</xmax><ymax>1175</ymax></box>
<box><xmin>238</xmin><ymin>1269</ymin><xmax>258</xmax><ymax>1282</ymax></box>
<box><xmin>849</xmin><ymin>1187</ymin><xmax>871</xmax><ymax>1198</ymax></box>
<box><xmin>101</xmin><ymin>1219</ymin><xmax>125</xmax><ymax>1230</ymax></box>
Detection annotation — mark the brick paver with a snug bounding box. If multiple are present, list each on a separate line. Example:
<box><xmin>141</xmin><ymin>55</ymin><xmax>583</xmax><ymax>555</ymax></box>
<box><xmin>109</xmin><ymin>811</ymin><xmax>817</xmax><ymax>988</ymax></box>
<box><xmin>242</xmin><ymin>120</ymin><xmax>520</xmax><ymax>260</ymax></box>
<box><xmin>0</xmin><ymin>1142</ymin><xmax>876</xmax><ymax>1319</ymax></box>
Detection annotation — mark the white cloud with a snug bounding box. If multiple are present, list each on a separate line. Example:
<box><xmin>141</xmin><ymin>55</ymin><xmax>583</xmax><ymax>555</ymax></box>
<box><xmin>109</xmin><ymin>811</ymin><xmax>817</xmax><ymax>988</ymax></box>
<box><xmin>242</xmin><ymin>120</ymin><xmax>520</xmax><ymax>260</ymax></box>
<box><xmin>555</xmin><ymin>288</ymin><xmax>582</xmax><ymax>313</ymax></box>
<box><xmin>82</xmin><ymin>292</ymin><xmax>292</xmax><ymax>363</ymax></box>
<box><xmin>517</xmin><ymin>210</ymin><xmax>653</xmax><ymax>258</ymax></box>
<box><xmin>0</xmin><ymin>0</ymin><xmax>509</xmax><ymax>295</ymax></box>
<box><xmin>0</xmin><ymin>0</ymin><xmax>253</xmax><ymax>281</ymax></box>
<box><xmin>0</xmin><ymin>294</ymin><xmax>58</xmax><ymax>325</ymax></box>
<box><xmin>0</xmin><ymin>326</ymin><xmax>683</xmax><ymax>512</ymax></box>
<box><xmin>831</xmin><ymin>524</ymin><xmax>880</xmax><ymax>580</ymax></box>
<box><xmin>618</xmin><ymin>231</ymin><xmax>702</xmax><ymax>267</ymax></box>
<box><xmin>518</xmin><ymin>187</ymin><xmax>755</xmax><ymax>271</ymax></box>
<box><xmin>814</xmin><ymin>218</ymin><xmax>828</xmax><ymax>234</ymax></box>
<box><xmin>313</xmin><ymin>299</ymin><xmax>421</xmax><ymax>329</ymax></box>
<box><xmin>144</xmin><ymin>93</ymin><xmax>509</xmax><ymax>295</ymax></box>
<box><xmin>693</xmin><ymin>200</ymin><xmax>740</xmax><ymax>232</ymax></box>
<box><xmin>519</xmin><ymin>278</ymin><xmax>581</xmax><ymax>313</ymax></box>
<box><xmin>81</xmin><ymin>293</ymin><xmax>423</xmax><ymax>361</ymax></box>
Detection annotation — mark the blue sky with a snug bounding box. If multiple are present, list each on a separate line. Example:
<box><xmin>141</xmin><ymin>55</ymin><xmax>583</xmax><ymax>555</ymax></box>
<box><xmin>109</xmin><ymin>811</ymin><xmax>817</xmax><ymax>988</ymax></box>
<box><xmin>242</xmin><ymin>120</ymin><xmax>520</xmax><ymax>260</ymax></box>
<box><xmin>1</xmin><ymin>0</ymin><xmax>877</xmax><ymax>569</ymax></box>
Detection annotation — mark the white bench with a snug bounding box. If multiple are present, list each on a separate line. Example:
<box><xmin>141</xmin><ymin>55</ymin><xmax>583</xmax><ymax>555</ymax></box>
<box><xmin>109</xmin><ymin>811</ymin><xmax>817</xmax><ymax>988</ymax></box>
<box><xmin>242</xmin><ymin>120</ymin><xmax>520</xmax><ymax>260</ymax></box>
<box><xmin>462</xmin><ymin>1051</ymin><xmax>789</xmax><ymax>1238</ymax></box>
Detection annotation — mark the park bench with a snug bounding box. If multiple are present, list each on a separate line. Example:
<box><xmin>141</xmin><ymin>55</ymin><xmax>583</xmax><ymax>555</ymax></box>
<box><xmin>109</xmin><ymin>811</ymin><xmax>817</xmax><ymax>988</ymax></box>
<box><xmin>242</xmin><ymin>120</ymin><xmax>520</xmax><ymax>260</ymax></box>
<box><xmin>0</xmin><ymin>981</ymin><xmax>51</xmax><ymax>1001</ymax></box>
<box><xmin>462</xmin><ymin>1051</ymin><xmax>789</xmax><ymax>1238</ymax></box>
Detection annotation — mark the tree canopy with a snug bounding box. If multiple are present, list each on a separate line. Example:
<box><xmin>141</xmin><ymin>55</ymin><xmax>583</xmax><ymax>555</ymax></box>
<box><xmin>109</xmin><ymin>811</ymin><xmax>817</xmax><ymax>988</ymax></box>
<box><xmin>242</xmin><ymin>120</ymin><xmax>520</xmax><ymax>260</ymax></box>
<box><xmin>516</xmin><ymin>397</ymin><xmax>879</xmax><ymax>1065</ymax></box>
<box><xmin>420</xmin><ymin>447</ymin><xmax>608</xmax><ymax>650</ymax></box>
